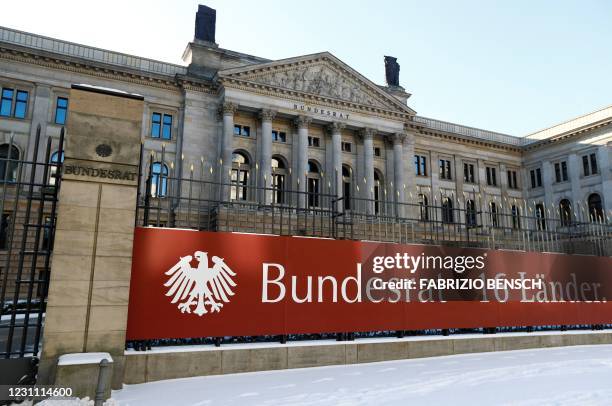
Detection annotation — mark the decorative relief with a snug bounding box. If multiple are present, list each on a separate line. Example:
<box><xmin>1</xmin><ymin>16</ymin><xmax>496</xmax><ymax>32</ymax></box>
<box><xmin>95</xmin><ymin>143</ymin><xmax>112</xmax><ymax>158</ymax></box>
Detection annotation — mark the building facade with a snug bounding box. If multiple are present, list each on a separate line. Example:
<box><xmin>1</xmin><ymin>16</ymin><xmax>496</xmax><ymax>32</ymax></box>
<box><xmin>0</xmin><ymin>5</ymin><xmax>610</xmax><ymax>246</ymax></box>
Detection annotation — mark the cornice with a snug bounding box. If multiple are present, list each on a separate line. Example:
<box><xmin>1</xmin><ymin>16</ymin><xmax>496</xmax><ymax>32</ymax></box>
<box><xmin>414</xmin><ymin>127</ymin><xmax>523</xmax><ymax>154</ymax></box>
<box><xmin>0</xmin><ymin>45</ymin><xmax>216</xmax><ymax>94</ymax></box>
<box><xmin>522</xmin><ymin>120</ymin><xmax>612</xmax><ymax>152</ymax></box>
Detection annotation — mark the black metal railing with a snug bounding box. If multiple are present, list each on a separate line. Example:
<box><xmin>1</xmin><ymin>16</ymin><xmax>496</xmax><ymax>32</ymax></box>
<box><xmin>0</xmin><ymin>125</ymin><xmax>63</xmax><ymax>363</ymax></box>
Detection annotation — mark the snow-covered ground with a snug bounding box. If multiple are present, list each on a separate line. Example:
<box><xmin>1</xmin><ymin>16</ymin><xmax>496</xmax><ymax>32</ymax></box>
<box><xmin>113</xmin><ymin>344</ymin><xmax>612</xmax><ymax>405</ymax></box>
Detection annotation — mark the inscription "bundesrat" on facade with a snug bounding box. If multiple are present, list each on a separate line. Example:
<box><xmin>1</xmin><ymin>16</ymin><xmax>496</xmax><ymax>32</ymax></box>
<box><xmin>64</xmin><ymin>164</ymin><xmax>137</xmax><ymax>181</ymax></box>
<box><xmin>293</xmin><ymin>104</ymin><xmax>350</xmax><ymax>120</ymax></box>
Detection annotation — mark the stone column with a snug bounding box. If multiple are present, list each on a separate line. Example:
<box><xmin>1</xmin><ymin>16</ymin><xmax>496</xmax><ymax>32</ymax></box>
<box><xmin>40</xmin><ymin>85</ymin><xmax>143</xmax><ymax>395</ymax></box>
<box><xmin>258</xmin><ymin>109</ymin><xmax>276</xmax><ymax>203</ymax></box>
<box><xmin>294</xmin><ymin>115</ymin><xmax>311</xmax><ymax>208</ymax></box>
<box><xmin>326</xmin><ymin>122</ymin><xmax>344</xmax><ymax>201</ymax></box>
<box><xmin>220</xmin><ymin>102</ymin><xmax>236</xmax><ymax>199</ymax></box>
<box><xmin>360</xmin><ymin>128</ymin><xmax>375</xmax><ymax>213</ymax></box>
<box><xmin>391</xmin><ymin>132</ymin><xmax>406</xmax><ymax>216</ymax></box>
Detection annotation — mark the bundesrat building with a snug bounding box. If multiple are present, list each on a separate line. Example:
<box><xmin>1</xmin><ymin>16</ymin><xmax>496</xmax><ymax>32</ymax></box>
<box><xmin>0</xmin><ymin>5</ymin><xmax>610</xmax><ymax>251</ymax></box>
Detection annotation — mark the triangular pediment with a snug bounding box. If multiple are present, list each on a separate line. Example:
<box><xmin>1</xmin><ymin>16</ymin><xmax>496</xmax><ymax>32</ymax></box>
<box><xmin>218</xmin><ymin>52</ymin><xmax>415</xmax><ymax>114</ymax></box>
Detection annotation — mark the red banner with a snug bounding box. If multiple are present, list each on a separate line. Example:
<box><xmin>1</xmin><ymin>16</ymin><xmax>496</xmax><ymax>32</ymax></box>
<box><xmin>126</xmin><ymin>227</ymin><xmax>612</xmax><ymax>340</ymax></box>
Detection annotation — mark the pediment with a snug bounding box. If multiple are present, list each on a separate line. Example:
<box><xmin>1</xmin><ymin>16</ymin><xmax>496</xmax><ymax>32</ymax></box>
<box><xmin>218</xmin><ymin>52</ymin><xmax>415</xmax><ymax>114</ymax></box>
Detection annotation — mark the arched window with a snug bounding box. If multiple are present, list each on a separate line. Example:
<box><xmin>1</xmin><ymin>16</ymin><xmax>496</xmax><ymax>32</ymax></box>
<box><xmin>418</xmin><ymin>193</ymin><xmax>429</xmax><ymax>221</ymax></box>
<box><xmin>150</xmin><ymin>162</ymin><xmax>168</xmax><ymax>197</ymax></box>
<box><xmin>535</xmin><ymin>203</ymin><xmax>546</xmax><ymax>230</ymax></box>
<box><xmin>342</xmin><ymin>165</ymin><xmax>352</xmax><ymax>210</ymax></box>
<box><xmin>231</xmin><ymin>151</ymin><xmax>250</xmax><ymax>201</ymax></box>
<box><xmin>374</xmin><ymin>170</ymin><xmax>383</xmax><ymax>215</ymax></box>
<box><xmin>466</xmin><ymin>199</ymin><xmax>477</xmax><ymax>227</ymax></box>
<box><xmin>48</xmin><ymin>150</ymin><xmax>64</xmax><ymax>186</ymax></box>
<box><xmin>489</xmin><ymin>202</ymin><xmax>499</xmax><ymax>227</ymax></box>
<box><xmin>271</xmin><ymin>156</ymin><xmax>286</xmax><ymax>204</ymax></box>
<box><xmin>307</xmin><ymin>160</ymin><xmax>320</xmax><ymax>208</ymax></box>
<box><xmin>441</xmin><ymin>197</ymin><xmax>454</xmax><ymax>223</ymax></box>
<box><xmin>511</xmin><ymin>204</ymin><xmax>521</xmax><ymax>230</ymax></box>
<box><xmin>588</xmin><ymin>193</ymin><xmax>603</xmax><ymax>222</ymax></box>
<box><xmin>559</xmin><ymin>199</ymin><xmax>572</xmax><ymax>226</ymax></box>
<box><xmin>0</xmin><ymin>144</ymin><xmax>19</xmax><ymax>183</ymax></box>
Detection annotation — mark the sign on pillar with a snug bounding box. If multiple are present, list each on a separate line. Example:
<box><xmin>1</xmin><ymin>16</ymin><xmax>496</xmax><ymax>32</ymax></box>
<box><xmin>40</xmin><ymin>85</ymin><xmax>143</xmax><ymax>394</ymax></box>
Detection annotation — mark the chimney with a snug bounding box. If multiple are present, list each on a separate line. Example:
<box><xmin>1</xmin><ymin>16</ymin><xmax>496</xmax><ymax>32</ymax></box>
<box><xmin>195</xmin><ymin>4</ymin><xmax>216</xmax><ymax>45</ymax></box>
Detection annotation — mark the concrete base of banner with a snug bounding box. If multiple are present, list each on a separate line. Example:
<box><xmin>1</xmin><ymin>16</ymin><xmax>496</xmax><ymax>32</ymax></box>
<box><xmin>122</xmin><ymin>330</ymin><xmax>612</xmax><ymax>384</ymax></box>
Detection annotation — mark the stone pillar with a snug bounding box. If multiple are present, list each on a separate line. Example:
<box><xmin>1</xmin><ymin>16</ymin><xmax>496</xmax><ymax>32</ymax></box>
<box><xmin>294</xmin><ymin>115</ymin><xmax>311</xmax><ymax>208</ymax></box>
<box><xmin>40</xmin><ymin>85</ymin><xmax>143</xmax><ymax>394</ymax></box>
<box><xmin>26</xmin><ymin>85</ymin><xmax>52</xmax><ymax>183</ymax></box>
<box><xmin>360</xmin><ymin>128</ymin><xmax>375</xmax><ymax>213</ymax></box>
<box><xmin>258</xmin><ymin>109</ymin><xmax>276</xmax><ymax>203</ymax></box>
<box><xmin>326</xmin><ymin>122</ymin><xmax>344</xmax><ymax>198</ymax></box>
<box><xmin>392</xmin><ymin>132</ymin><xmax>406</xmax><ymax>216</ymax></box>
<box><xmin>220</xmin><ymin>102</ymin><xmax>236</xmax><ymax>199</ymax></box>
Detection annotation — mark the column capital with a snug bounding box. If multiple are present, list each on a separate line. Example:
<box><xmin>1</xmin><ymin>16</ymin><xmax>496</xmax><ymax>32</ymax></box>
<box><xmin>258</xmin><ymin>108</ymin><xmax>277</xmax><ymax>122</ymax></box>
<box><xmin>220</xmin><ymin>101</ymin><xmax>237</xmax><ymax>115</ymax></box>
<box><xmin>388</xmin><ymin>132</ymin><xmax>407</xmax><ymax>145</ymax></box>
<box><xmin>359</xmin><ymin>127</ymin><xmax>375</xmax><ymax>141</ymax></box>
<box><xmin>293</xmin><ymin>115</ymin><xmax>312</xmax><ymax>130</ymax></box>
<box><xmin>325</xmin><ymin>122</ymin><xmax>345</xmax><ymax>135</ymax></box>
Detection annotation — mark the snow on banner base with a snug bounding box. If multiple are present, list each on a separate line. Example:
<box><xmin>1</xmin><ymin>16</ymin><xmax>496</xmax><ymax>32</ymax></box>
<box><xmin>126</xmin><ymin>227</ymin><xmax>612</xmax><ymax>340</ymax></box>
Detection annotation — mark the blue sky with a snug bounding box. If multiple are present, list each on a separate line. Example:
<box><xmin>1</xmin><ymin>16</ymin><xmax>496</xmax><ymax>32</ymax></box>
<box><xmin>2</xmin><ymin>0</ymin><xmax>611</xmax><ymax>135</ymax></box>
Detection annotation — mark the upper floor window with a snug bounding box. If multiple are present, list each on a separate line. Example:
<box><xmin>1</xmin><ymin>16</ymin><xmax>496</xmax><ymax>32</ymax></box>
<box><xmin>530</xmin><ymin>168</ymin><xmax>542</xmax><ymax>188</ymax></box>
<box><xmin>0</xmin><ymin>88</ymin><xmax>29</xmax><ymax>119</ymax></box>
<box><xmin>582</xmin><ymin>153</ymin><xmax>598</xmax><ymax>176</ymax></box>
<box><xmin>272</xmin><ymin>130</ymin><xmax>286</xmax><ymax>143</ymax></box>
<box><xmin>308</xmin><ymin>136</ymin><xmax>320</xmax><ymax>148</ymax></box>
<box><xmin>374</xmin><ymin>147</ymin><xmax>381</xmax><ymax>157</ymax></box>
<box><xmin>507</xmin><ymin>170</ymin><xmax>518</xmax><ymax>189</ymax></box>
<box><xmin>341</xmin><ymin>142</ymin><xmax>352</xmax><ymax>153</ymax></box>
<box><xmin>463</xmin><ymin>163</ymin><xmax>475</xmax><ymax>183</ymax></box>
<box><xmin>151</xmin><ymin>113</ymin><xmax>173</xmax><ymax>140</ymax></box>
<box><xmin>414</xmin><ymin>155</ymin><xmax>427</xmax><ymax>176</ymax></box>
<box><xmin>55</xmin><ymin>97</ymin><xmax>69</xmax><ymax>125</ymax></box>
<box><xmin>439</xmin><ymin>159</ymin><xmax>452</xmax><ymax>180</ymax></box>
<box><xmin>554</xmin><ymin>161</ymin><xmax>568</xmax><ymax>183</ymax></box>
<box><xmin>485</xmin><ymin>166</ymin><xmax>497</xmax><ymax>187</ymax></box>
<box><xmin>233</xmin><ymin>124</ymin><xmax>250</xmax><ymax>137</ymax></box>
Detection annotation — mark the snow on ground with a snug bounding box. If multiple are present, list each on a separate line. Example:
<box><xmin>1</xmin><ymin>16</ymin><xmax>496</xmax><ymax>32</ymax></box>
<box><xmin>112</xmin><ymin>344</ymin><xmax>612</xmax><ymax>406</ymax></box>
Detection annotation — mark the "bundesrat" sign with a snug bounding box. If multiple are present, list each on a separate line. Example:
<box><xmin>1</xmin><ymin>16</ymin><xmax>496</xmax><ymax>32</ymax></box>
<box><xmin>126</xmin><ymin>228</ymin><xmax>612</xmax><ymax>340</ymax></box>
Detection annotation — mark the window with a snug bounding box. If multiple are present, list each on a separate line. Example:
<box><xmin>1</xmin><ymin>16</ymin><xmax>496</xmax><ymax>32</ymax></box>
<box><xmin>48</xmin><ymin>150</ymin><xmax>64</xmax><ymax>186</ymax></box>
<box><xmin>559</xmin><ymin>199</ymin><xmax>572</xmax><ymax>226</ymax></box>
<box><xmin>554</xmin><ymin>161</ymin><xmax>568</xmax><ymax>183</ymax></box>
<box><xmin>342</xmin><ymin>165</ymin><xmax>352</xmax><ymax>210</ymax></box>
<box><xmin>307</xmin><ymin>160</ymin><xmax>320</xmax><ymax>208</ymax></box>
<box><xmin>374</xmin><ymin>147</ymin><xmax>381</xmax><ymax>157</ymax></box>
<box><xmin>233</xmin><ymin>124</ymin><xmax>251</xmax><ymax>137</ymax></box>
<box><xmin>511</xmin><ymin>205</ymin><xmax>521</xmax><ymax>229</ymax></box>
<box><xmin>588</xmin><ymin>193</ymin><xmax>603</xmax><ymax>222</ymax></box>
<box><xmin>0</xmin><ymin>213</ymin><xmax>9</xmax><ymax>250</ymax></box>
<box><xmin>54</xmin><ymin>97</ymin><xmax>68</xmax><ymax>125</ymax></box>
<box><xmin>41</xmin><ymin>216</ymin><xmax>53</xmax><ymax>251</ymax></box>
<box><xmin>414</xmin><ymin>155</ymin><xmax>427</xmax><ymax>176</ymax></box>
<box><xmin>308</xmin><ymin>136</ymin><xmax>320</xmax><ymax>147</ymax></box>
<box><xmin>535</xmin><ymin>203</ymin><xmax>546</xmax><ymax>230</ymax></box>
<box><xmin>466</xmin><ymin>199</ymin><xmax>477</xmax><ymax>227</ymax></box>
<box><xmin>374</xmin><ymin>171</ymin><xmax>383</xmax><ymax>214</ymax></box>
<box><xmin>489</xmin><ymin>202</ymin><xmax>499</xmax><ymax>227</ymax></box>
<box><xmin>530</xmin><ymin>168</ymin><xmax>542</xmax><ymax>188</ymax></box>
<box><xmin>463</xmin><ymin>163</ymin><xmax>475</xmax><ymax>183</ymax></box>
<box><xmin>0</xmin><ymin>88</ymin><xmax>28</xmax><ymax>119</ymax></box>
<box><xmin>439</xmin><ymin>159</ymin><xmax>452</xmax><ymax>180</ymax></box>
<box><xmin>441</xmin><ymin>197</ymin><xmax>454</xmax><ymax>223</ymax></box>
<box><xmin>486</xmin><ymin>167</ymin><xmax>497</xmax><ymax>186</ymax></box>
<box><xmin>272</xmin><ymin>130</ymin><xmax>286</xmax><ymax>143</ymax></box>
<box><xmin>231</xmin><ymin>152</ymin><xmax>249</xmax><ymax>201</ymax></box>
<box><xmin>271</xmin><ymin>157</ymin><xmax>286</xmax><ymax>204</ymax></box>
<box><xmin>507</xmin><ymin>170</ymin><xmax>518</xmax><ymax>189</ymax></box>
<box><xmin>583</xmin><ymin>153</ymin><xmax>598</xmax><ymax>176</ymax></box>
<box><xmin>418</xmin><ymin>194</ymin><xmax>429</xmax><ymax>221</ymax></box>
<box><xmin>151</xmin><ymin>113</ymin><xmax>172</xmax><ymax>139</ymax></box>
<box><xmin>0</xmin><ymin>144</ymin><xmax>19</xmax><ymax>182</ymax></box>
<box><xmin>341</xmin><ymin>142</ymin><xmax>352</xmax><ymax>153</ymax></box>
<box><xmin>150</xmin><ymin>162</ymin><xmax>169</xmax><ymax>198</ymax></box>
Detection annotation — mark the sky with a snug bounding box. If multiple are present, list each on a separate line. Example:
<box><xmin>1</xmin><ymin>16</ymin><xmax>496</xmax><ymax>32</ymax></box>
<box><xmin>1</xmin><ymin>0</ymin><xmax>611</xmax><ymax>135</ymax></box>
